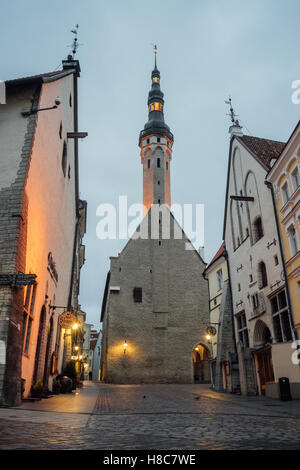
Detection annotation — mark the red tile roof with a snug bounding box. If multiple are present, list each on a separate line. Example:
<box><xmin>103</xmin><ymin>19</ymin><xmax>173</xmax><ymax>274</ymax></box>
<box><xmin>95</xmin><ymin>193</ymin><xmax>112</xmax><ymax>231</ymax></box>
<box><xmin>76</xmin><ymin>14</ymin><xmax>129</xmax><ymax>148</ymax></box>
<box><xmin>206</xmin><ymin>241</ymin><xmax>225</xmax><ymax>269</ymax></box>
<box><xmin>239</xmin><ymin>135</ymin><xmax>285</xmax><ymax>169</ymax></box>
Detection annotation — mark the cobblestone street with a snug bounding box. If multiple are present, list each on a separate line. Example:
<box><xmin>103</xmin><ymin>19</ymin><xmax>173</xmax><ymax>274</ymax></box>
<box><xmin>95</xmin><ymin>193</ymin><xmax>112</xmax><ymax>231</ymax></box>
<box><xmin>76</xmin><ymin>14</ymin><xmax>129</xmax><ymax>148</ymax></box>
<box><xmin>0</xmin><ymin>382</ymin><xmax>300</xmax><ymax>450</ymax></box>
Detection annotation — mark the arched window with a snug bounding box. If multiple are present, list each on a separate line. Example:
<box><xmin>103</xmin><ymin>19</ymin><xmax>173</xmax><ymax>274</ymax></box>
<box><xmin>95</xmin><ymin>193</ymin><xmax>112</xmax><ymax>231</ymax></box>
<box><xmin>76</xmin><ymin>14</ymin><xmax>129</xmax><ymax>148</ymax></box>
<box><xmin>258</xmin><ymin>261</ymin><xmax>268</xmax><ymax>289</ymax></box>
<box><xmin>157</xmin><ymin>158</ymin><xmax>161</xmax><ymax>168</ymax></box>
<box><xmin>253</xmin><ymin>216</ymin><xmax>263</xmax><ymax>243</ymax></box>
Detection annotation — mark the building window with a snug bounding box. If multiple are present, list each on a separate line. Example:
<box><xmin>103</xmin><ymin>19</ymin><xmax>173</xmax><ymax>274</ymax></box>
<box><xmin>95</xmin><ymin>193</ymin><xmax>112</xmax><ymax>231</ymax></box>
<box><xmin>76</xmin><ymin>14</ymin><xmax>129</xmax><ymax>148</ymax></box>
<box><xmin>249</xmin><ymin>274</ymin><xmax>253</xmax><ymax>283</ymax></box>
<box><xmin>147</xmin><ymin>138</ymin><xmax>150</xmax><ymax>144</ymax></box>
<box><xmin>253</xmin><ymin>216</ymin><xmax>263</xmax><ymax>243</ymax></box>
<box><xmin>287</xmin><ymin>224</ymin><xmax>299</xmax><ymax>257</ymax></box>
<box><xmin>291</xmin><ymin>167</ymin><xmax>300</xmax><ymax>192</ymax></box>
<box><xmin>157</xmin><ymin>137</ymin><xmax>160</xmax><ymax>143</ymax></box>
<box><xmin>158</xmin><ymin>180</ymin><xmax>160</xmax><ymax>185</ymax></box>
<box><xmin>258</xmin><ymin>261</ymin><xmax>268</xmax><ymax>289</ymax></box>
<box><xmin>59</xmin><ymin>122</ymin><xmax>62</xmax><ymax>139</ymax></box>
<box><xmin>157</xmin><ymin>158</ymin><xmax>161</xmax><ymax>168</ymax></box>
<box><xmin>22</xmin><ymin>284</ymin><xmax>37</xmax><ymax>355</ymax></box>
<box><xmin>281</xmin><ymin>182</ymin><xmax>290</xmax><ymax>205</ymax></box>
<box><xmin>236</xmin><ymin>312</ymin><xmax>249</xmax><ymax>347</ymax></box>
<box><xmin>147</xmin><ymin>159</ymin><xmax>150</xmax><ymax>169</ymax></box>
<box><xmin>166</xmin><ymin>161</ymin><xmax>168</xmax><ymax>170</ymax></box>
<box><xmin>238</xmin><ymin>283</ymin><xmax>241</xmax><ymax>292</ymax></box>
<box><xmin>216</xmin><ymin>269</ymin><xmax>223</xmax><ymax>291</ymax></box>
<box><xmin>274</xmin><ymin>255</ymin><xmax>279</xmax><ymax>266</ymax></box>
<box><xmin>252</xmin><ymin>293</ymin><xmax>259</xmax><ymax>310</ymax></box>
<box><xmin>62</xmin><ymin>141</ymin><xmax>67</xmax><ymax>177</ymax></box>
<box><xmin>271</xmin><ymin>290</ymin><xmax>292</xmax><ymax>343</ymax></box>
<box><xmin>69</xmin><ymin>93</ymin><xmax>72</xmax><ymax>107</ymax></box>
<box><xmin>133</xmin><ymin>287</ymin><xmax>142</xmax><ymax>303</ymax></box>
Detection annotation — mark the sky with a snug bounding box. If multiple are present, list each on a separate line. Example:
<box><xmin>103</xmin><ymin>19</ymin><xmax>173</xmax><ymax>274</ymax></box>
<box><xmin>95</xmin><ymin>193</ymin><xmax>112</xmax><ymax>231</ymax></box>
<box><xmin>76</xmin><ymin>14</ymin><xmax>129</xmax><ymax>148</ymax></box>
<box><xmin>2</xmin><ymin>0</ymin><xmax>300</xmax><ymax>330</ymax></box>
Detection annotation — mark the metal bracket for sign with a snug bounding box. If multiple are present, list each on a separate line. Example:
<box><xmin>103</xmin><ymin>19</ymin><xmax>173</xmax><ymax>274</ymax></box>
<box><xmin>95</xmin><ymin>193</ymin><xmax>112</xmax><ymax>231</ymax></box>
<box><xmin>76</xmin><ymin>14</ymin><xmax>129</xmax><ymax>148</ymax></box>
<box><xmin>0</xmin><ymin>272</ymin><xmax>36</xmax><ymax>287</ymax></box>
<box><xmin>49</xmin><ymin>305</ymin><xmax>70</xmax><ymax>311</ymax></box>
<box><xmin>230</xmin><ymin>196</ymin><xmax>254</xmax><ymax>202</ymax></box>
<box><xmin>67</xmin><ymin>132</ymin><xmax>88</xmax><ymax>139</ymax></box>
<box><xmin>236</xmin><ymin>300</ymin><xmax>243</xmax><ymax>308</ymax></box>
<box><xmin>267</xmin><ymin>238</ymin><xmax>277</xmax><ymax>249</ymax></box>
<box><xmin>237</xmin><ymin>264</ymin><xmax>243</xmax><ymax>272</ymax></box>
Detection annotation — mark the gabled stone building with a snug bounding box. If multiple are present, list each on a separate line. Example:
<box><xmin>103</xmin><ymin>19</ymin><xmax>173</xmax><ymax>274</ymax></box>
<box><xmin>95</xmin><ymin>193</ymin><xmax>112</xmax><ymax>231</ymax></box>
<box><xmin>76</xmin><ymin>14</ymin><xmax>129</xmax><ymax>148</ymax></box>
<box><xmin>223</xmin><ymin>120</ymin><xmax>299</xmax><ymax>398</ymax></box>
<box><xmin>0</xmin><ymin>56</ymin><xmax>87</xmax><ymax>406</ymax></box>
<box><xmin>100</xmin><ymin>59</ymin><xmax>210</xmax><ymax>384</ymax></box>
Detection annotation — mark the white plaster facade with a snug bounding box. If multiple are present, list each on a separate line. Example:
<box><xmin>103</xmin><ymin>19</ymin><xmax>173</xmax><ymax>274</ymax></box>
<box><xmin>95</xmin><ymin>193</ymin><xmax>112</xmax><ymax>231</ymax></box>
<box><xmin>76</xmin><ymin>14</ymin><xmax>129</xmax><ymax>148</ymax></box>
<box><xmin>224</xmin><ymin>130</ymin><xmax>299</xmax><ymax>398</ymax></box>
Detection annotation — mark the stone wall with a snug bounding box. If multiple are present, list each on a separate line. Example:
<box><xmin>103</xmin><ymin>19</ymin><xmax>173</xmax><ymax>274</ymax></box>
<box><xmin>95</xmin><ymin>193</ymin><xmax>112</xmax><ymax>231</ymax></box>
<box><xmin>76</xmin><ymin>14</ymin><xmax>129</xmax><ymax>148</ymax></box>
<box><xmin>102</xmin><ymin>209</ymin><xmax>210</xmax><ymax>384</ymax></box>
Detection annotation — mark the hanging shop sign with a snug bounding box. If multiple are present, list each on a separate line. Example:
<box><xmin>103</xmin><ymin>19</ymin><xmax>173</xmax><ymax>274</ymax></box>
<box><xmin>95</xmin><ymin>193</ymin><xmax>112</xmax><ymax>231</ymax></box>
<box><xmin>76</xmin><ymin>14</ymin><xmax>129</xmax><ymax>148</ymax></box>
<box><xmin>58</xmin><ymin>311</ymin><xmax>77</xmax><ymax>329</ymax></box>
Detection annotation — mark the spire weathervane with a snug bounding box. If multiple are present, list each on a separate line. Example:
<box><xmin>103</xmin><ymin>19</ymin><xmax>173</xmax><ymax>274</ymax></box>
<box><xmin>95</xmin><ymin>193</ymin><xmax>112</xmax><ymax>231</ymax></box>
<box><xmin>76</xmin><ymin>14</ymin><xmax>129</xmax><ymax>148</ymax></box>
<box><xmin>225</xmin><ymin>96</ymin><xmax>240</xmax><ymax>126</ymax></box>
<box><xmin>67</xmin><ymin>24</ymin><xmax>81</xmax><ymax>59</ymax></box>
<box><xmin>152</xmin><ymin>43</ymin><xmax>158</xmax><ymax>68</ymax></box>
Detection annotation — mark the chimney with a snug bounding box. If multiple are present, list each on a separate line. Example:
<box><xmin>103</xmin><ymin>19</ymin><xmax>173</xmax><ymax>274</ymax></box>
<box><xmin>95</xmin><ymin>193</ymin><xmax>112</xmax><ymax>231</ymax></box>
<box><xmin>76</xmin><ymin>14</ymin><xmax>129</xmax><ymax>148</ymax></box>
<box><xmin>229</xmin><ymin>119</ymin><xmax>243</xmax><ymax>138</ymax></box>
<box><xmin>62</xmin><ymin>55</ymin><xmax>81</xmax><ymax>77</ymax></box>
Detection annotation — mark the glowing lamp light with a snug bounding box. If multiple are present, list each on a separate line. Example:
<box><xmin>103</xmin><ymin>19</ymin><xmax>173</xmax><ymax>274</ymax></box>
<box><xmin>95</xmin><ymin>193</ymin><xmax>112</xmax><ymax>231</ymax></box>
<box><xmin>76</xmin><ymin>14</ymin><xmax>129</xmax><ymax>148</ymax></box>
<box><xmin>206</xmin><ymin>334</ymin><xmax>212</xmax><ymax>342</ymax></box>
<box><xmin>79</xmin><ymin>355</ymin><xmax>83</xmax><ymax>360</ymax></box>
<box><xmin>194</xmin><ymin>347</ymin><xmax>199</xmax><ymax>351</ymax></box>
<box><xmin>74</xmin><ymin>346</ymin><xmax>79</xmax><ymax>351</ymax></box>
<box><xmin>123</xmin><ymin>340</ymin><xmax>128</xmax><ymax>354</ymax></box>
<box><xmin>72</xmin><ymin>323</ymin><xmax>79</xmax><ymax>330</ymax></box>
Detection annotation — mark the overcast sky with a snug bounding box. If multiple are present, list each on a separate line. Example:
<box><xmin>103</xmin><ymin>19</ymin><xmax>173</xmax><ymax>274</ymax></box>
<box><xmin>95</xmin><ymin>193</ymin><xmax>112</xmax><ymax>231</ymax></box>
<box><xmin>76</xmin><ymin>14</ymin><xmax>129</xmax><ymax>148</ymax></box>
<box><xmin>2</xmin><ymin>0</ymin><xmax>300</xmax><ymax>330</ymax></box>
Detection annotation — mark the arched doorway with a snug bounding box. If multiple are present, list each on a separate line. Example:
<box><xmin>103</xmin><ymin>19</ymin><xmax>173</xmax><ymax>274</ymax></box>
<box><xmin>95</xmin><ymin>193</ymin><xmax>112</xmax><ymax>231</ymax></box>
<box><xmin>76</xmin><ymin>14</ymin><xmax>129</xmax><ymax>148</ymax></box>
<box><xmin>32</xmin><ymin>305</ymin><xmax>47</xmax><ymax>385</ymax></box>
<box><xmin>193</xmin><ymin>344</ymin><xmax>211</xmax><ymax>383</ymax></box>
<box><xmin>43</xmin><ymin>315</ymin><xmax>54</xmax><ymax>390</ymax></box>
<box><xmin>253</xmin><ymin>320</ymin><xmax>274</xmax><ymax>395</ymax></box>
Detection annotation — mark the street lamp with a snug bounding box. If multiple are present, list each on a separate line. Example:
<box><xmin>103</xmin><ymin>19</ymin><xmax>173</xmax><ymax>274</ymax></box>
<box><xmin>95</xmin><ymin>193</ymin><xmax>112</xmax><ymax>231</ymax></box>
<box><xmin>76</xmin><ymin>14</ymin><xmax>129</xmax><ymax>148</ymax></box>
<box><xmin>123</xmin><ymin>340</ymin><xmax>128</xmax><ymax>355</ymax></box>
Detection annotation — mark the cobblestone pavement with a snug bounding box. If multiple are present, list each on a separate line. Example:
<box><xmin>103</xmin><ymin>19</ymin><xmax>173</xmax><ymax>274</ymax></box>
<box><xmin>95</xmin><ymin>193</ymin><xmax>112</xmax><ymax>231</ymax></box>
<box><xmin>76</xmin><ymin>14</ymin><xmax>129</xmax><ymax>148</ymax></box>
<box><xmin>0</xmin><ymin>382</ymin><xmax>300</xmax><ymax>450</ymax></box>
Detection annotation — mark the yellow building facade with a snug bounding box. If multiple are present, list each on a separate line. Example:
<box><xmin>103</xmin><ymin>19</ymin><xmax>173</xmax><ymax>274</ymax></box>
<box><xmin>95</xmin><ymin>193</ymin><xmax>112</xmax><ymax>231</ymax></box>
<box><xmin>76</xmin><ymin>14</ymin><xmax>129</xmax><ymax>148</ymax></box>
<box><xmin>267</xmin><ymin>121</ymin><xmax>300</xmax><ymax>343</ymax></box>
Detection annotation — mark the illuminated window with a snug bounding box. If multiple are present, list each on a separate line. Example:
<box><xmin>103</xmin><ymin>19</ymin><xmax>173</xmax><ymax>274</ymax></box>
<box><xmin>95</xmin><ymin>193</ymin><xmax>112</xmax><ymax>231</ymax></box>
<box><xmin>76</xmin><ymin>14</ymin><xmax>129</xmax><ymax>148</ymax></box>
<box><xmin>153</xmin><ymin>77</ymin><xmax>159</xmax><ymax>83</ymax></box>
<box><xmin>154</xmin><ymin>102</ymin><xmax>160</xmax><ymax>111</ymax></box>
<box><xmin>150</xmin><ymin>103</ymin><xmax>155</xmax><ymax>112</ymax></box>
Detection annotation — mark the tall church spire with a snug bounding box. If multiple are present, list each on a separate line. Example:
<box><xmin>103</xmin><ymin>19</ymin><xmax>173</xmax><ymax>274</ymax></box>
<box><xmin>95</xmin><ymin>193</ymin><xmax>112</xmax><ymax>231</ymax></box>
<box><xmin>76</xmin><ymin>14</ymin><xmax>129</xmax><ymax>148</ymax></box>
<box><xmin>139</xmin><ymin>53</ymin><xmax>174</xmax><ymax>214</ymax></box>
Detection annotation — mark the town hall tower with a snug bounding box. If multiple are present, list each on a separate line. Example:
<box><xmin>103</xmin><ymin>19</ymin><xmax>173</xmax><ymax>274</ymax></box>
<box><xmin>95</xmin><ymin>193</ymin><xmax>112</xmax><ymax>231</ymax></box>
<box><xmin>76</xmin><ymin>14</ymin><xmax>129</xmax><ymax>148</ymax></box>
<box><xmin>100</xmin><ymin>56</ymin><xmax>210</xmax><ymax>384</ymax></box>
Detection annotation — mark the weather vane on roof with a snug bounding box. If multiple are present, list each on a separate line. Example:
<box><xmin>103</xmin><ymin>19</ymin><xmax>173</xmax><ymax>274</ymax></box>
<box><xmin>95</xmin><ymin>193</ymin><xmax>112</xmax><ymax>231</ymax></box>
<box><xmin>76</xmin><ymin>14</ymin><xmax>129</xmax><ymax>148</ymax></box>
<box><xmin>67</xmin><ymin>24</ymin><xmax>82</xmax><ymax>59</ymax></box>
<box><xmin>225</xmin><ymin>96</ymin><xmax>240</xmax><ymax>126</ymax></box>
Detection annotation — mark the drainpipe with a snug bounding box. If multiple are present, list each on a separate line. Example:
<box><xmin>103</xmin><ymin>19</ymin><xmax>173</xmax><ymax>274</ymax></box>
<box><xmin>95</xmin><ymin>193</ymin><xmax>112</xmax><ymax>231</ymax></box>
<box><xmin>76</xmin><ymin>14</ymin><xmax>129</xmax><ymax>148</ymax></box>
<box><xmin>265</xmin><ymin>181</ymin><xmax>299</xmax><ymax>344</ymax></box>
